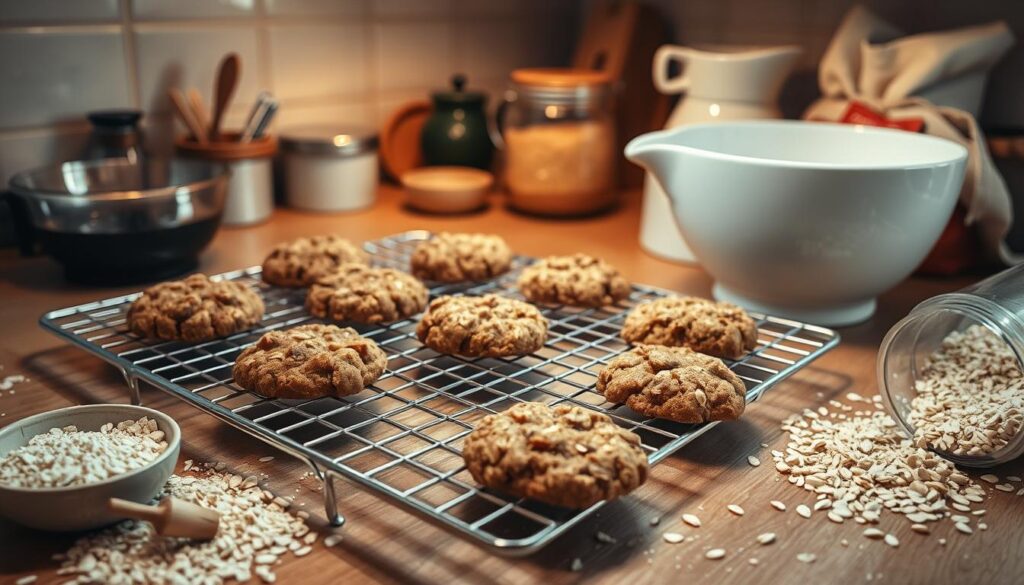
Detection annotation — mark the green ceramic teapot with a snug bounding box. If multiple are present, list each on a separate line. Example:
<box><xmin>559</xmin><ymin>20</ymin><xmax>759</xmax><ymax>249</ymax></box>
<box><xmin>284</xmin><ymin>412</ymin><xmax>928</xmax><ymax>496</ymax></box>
<box><xmin>421</xmin><ymin>74</ymin><xmax>494</xmax><ymax>170</ymax></box>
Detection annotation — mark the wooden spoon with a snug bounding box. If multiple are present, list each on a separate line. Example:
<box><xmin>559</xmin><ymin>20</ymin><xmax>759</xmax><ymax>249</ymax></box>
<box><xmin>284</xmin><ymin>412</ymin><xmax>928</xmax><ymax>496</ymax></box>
<box><xmin>187</xmin><ymin>88</ymin><xmax>211</xmax><ymax>138</ymax></box>
<box><xmin>109</xmin><ymin>497</ymin><xmax>220</xmax><ymax>540</ymax></box>
<box><xmin>168</xmin><ymin>88</ymin><xmax>208</xmax><ymax>144</ymax></box>
<box><xmin>208</xmin><ymin>53</ymin><xmax>240</xmax><ymax>142</ymax></box>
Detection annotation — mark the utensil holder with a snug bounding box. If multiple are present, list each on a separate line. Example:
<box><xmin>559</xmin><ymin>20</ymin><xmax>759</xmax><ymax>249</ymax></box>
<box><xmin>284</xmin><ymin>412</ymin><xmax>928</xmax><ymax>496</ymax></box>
<box><xmin>176</xmin><ymin>133</ymin><xmax>277</xmax><ymax>226</ymax></box>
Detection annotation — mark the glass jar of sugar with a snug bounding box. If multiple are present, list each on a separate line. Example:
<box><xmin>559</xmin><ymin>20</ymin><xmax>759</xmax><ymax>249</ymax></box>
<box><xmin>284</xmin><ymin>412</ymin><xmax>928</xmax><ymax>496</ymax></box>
<box><xmin>498</xmin><ymin>68</ymin><xmax>617</xmax><ymax>216</ymax></box>
<box><xmin>878</xmin><ymin>263</ymin><xmax>1024</xmax><ymax>467</ymax></box>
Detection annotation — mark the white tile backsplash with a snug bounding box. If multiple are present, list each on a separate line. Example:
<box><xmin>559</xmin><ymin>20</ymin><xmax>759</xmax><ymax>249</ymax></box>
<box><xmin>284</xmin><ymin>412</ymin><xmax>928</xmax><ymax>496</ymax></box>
<box><xmin>269</xmin><ymin>24</ymin><xmax>368</xmax><ymax>100</ymax></box>
<box><xmin>274</xmin><ymin>101</ymin><xmax>376</xmax><ymax>131</ymax></box>
<box><xmin>131</xmin><ymin>0</ymin><xmax>256</xmax><ymax>20</ymax></box>
<box><xmin>0</xmin><ymin>127</ymin><xmax>90</xmax><ymax>186</ymax></box>
<box><xmin>0</xmin><ymin>0</ymin><xmax>119</xmax><ymax>23</ymax></box>
<box><xmin>372</xmin><ymin>0</ymin><xmax>451</xmax><ymax>18</ymax></box>
<box><xmin>375</xmin><ymin>22</ymin><xmax>452</xmax><ymax>92</ymax></box>
<box><xmin>134</xmin><ymin>27</ymin><xmax>261</xmax><ymax>117</ymax></box>
<box><xmin>0</xmin><ymin>30</ymin><xmax>131</xmax><ymax>129</ymax></box>
<box><xmin>265</xmin><ymin>0</ymin><xmax>366</xmax><ymax>17</ymax></box>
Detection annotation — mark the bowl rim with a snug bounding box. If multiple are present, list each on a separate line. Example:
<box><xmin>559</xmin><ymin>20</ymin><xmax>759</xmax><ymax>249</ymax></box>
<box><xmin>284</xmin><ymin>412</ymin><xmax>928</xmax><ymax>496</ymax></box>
<box><xmin>627</xmin><ymin>120</ymin><xmax>970</xmax><ymax>171</ymax></box>
<box><xmin>8</xmin><ymin>157</ymin><xmax>228</xmax><ymax>203</ymax></box>
<box><xmin>401</xmin><ymin>166</ymin><xmax>494</xmax><ymax>193</ymax></box>
<box><xmin>0</xmin><ymin>404</ymin><xmax>181</xmax><ymax>495</ymax></box>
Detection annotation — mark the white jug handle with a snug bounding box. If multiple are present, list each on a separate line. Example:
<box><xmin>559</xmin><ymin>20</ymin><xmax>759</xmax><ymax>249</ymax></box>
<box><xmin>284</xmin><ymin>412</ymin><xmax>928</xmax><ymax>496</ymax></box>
<box><xmin>653</xmin><ymin>46</ymin><xmax>690</xmax><ymax>94</ymax></box>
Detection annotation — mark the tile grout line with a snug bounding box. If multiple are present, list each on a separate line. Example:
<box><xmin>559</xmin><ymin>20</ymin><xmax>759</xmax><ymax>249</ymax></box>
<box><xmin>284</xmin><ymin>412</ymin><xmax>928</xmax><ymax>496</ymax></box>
<box><xmin>119</xmin><ymin>0</ymin><xmax>142</xmax><ymax>110</ymax></box>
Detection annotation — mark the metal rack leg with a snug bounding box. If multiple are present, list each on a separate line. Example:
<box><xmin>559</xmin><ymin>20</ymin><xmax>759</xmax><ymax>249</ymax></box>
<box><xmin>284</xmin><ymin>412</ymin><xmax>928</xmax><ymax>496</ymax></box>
<box><xmin>121</xmin><ymin>369</ymin><xmax>142</xmax><ymax>406</ymax></box>
<box><xmin>323</xmin><ymin>473</ymin><xmax>345</xmax><ymax>527</ymax></box>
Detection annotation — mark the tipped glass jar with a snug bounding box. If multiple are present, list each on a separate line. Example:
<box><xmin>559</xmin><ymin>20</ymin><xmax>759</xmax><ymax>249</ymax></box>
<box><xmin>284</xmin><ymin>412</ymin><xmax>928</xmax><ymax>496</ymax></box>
<box><xmin>878</xmin><ymin>263</ymin><xmax>1024</xmax><ymax>467</ymax></box>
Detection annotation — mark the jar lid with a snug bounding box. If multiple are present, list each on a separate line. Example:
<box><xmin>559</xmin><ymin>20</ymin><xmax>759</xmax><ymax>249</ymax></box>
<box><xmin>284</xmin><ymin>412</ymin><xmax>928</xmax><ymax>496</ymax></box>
<box><xmin>510</xmin><ymin>68</ymin><xmax>612</xmax><ymax>88</ymax></box>
<box><xmin>280</xmin><ymin>127</ymin><xmax>379</xmax><ymax>157</ymax></box>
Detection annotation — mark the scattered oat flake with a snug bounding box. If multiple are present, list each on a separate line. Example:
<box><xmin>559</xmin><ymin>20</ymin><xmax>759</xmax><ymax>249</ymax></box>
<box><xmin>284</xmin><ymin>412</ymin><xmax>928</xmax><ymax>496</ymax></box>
<box><xmin>846</xmin><ymin>392</ymin><xmax>864</xmax><ymax>402</ymax></box>
<box><xmin>258</xmin><ymin>456</ymin><xmax>275</xmax><ymax>463</ymax></box>
<box><xmin>756</xmin><ymin>533</ymin><xmax>776</xmax><ymax>545</ymax></box>
<box><xmin>705</xmin><ymin>548</ymin><xmax>726</xmax><ymax>560</ymax></box>
<box><xmin>796</xmin><ymin>504</ymin><xmax>811</xmax><ymax>519</ymax></box>
<box><xmin>570</xmin><ymin>558</ymin><xmax>583</xmax><ymax>572</ymax></box>
<box><xmin>324</xmin><ymin>534</ymin><xmax>343</xmax><ymax>547</ymax></box>
<box><xmin>955</xmin><ymin>523</ymin><xmax>973</xmax><ymax>535</ymax></box>
<box><xmin>595</xmin><ymin>531</ymin><xmax>616</xmax><ymax>544</ymax></box>
<box><xmin>15</xmin><ymin>576</ymin><xmax>37</xmax><ymax>585</ymax></box>
<box><xmin>1007</xmin><ymin>475</ymin><xmax>1022</xmax><ymax>482</ymax></box>
<box><xmin>884</xmin><ymin>534</ymin><xmax>899</xmax><ymax>548</ymax></box>
<box><xmin>770</xmin><ymin>500</ymin><xmax>786</xmax><ymax>511</ymax></box>
<box><xmin>682</xmin><ymin>513</ymin><xmax>701</xmax><ymax>528</ymax></box>
<box><xmin>796</xmin><ymin>553</ymin><xmax>816</xmax><ymax>563</ymax></box>
<box><xmin>980</xmin><ymin>474</ymin><xmax>999</xmax><ymax>484</ymax></box>
<box><xmin>863</xmin><ymin>528</ymin><xmax>885</xmax><ymax>539</ymax></box>
<box><xmin>650</xmin><ymin>516</ymin><xmax>661</xmax><ymax>526</ymax></box>
<box><xmin>747</xmin><ymin>455</ymin><xmax>761</xmax><ymax>467</ymax></box>
<box><xmin>840</xmin><ymin>539</ymin><xmax>849</xmax><ymax>547</ymax></box>
<box><xmin>978</xmin><ymin>522</ymin><xmax>988</xmax><ymax>531</ymax></box>
<box><xmin>995</xmin><ymin>483</ymin><xmax>1015</xmax><ymax>492</ymax></box>
<box><xmin>749</xmin><ymin>558</ymin><xmax>759</xmax><ymax>566</ymax></box>
<box><xmin>911</xmin><ymin>524</ymin><xmax>930</xmax><ymax>534</ymax></box>
<box><xmin>663</xmin><ymin>532</ymin><xmax>685</xmax><ymax>544</ymax></box>
<box><xmin>727</xmin><ymin>504</ymin><xmax>745</xmax><ymax>516</ymax></box>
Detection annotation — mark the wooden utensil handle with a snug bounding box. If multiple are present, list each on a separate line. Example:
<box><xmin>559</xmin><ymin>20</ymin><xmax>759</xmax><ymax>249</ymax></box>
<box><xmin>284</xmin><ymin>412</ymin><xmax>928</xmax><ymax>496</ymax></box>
<box><xmin>108</xmin><ymin>497</ymin><xmax>164</xmax><ymax>523</ymax></box>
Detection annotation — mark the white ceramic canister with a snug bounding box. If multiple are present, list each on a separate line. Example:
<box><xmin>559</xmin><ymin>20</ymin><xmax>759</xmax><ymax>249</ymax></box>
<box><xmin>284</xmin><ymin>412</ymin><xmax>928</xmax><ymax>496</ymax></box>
<box><xmin>176</xmin><ymin>133</ymin><xmax>277</xmax><ymax>226</ymax></box>
<box><xmin>280</xmin><ymin>127</ymin><xmax>379</xmax><ymax>212</ymax></box>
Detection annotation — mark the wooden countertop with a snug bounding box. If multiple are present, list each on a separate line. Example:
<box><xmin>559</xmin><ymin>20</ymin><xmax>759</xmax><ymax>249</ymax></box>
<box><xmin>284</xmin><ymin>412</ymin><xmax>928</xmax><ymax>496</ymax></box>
<box><xmin>1</xmin><ymin>186</ymin><xmax>1022</xmax><ymax>584</ymax></box>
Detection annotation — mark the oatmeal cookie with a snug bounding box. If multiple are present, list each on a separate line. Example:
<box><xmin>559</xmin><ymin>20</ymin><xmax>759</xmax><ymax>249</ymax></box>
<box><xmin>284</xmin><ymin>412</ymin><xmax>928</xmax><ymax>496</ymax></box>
<box><xmin>306</xmin><ymin>264</ymin><xmax>428</xmax><ymax>324</ymax></box>
<box><xmin>262</xmin><ymin>235</ymin><xmax>370</xmax><ymax>287</ymax></box>
<box><xmin>462</xmin><ymin>402</ymin><xmax>648</xmax><ymax>508</ymax></box>
<box><xmin>517</xmin><ymin>253</ymin><xmax>630</xmax><ymax>307</ymax></box>
<box><xmin>621</xmin><ymin>296</ymin><xmax>758</xmax><ymax>359</ymax></box>
<box><xmin>232</xmin><ymin>323</ymin><xmax>387</xmax><ymax>399</ymax></box>
<box><xmin>127</xmin><ymin>274</ymin><xmax>264</xmax><ymax>342</ymax></box>
<box><xmin>416</xmin><ymin>294</ymin><xmax>547</xmax><ymax>357</ymax></box>
<box><xmin>410</xmin><ymin>232</ymin><xmax>512</xmax><ymax>282</ymax></box>
<box><xmin>597</xmin><ymin>345</ymin><xmax>746</xmax><ymax>423</ymax></box>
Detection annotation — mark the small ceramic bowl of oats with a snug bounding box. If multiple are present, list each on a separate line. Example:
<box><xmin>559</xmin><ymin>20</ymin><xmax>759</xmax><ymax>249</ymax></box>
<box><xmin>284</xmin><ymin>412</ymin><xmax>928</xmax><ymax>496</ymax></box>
<box><xmin>0</xmin><ymin>404</ymin><xmax>180</xmax><ymax>531</ymax></box>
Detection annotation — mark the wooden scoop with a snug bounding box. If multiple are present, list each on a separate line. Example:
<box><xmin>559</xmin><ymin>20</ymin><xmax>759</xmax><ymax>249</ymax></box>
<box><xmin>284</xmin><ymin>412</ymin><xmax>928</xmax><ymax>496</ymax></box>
<box><xmin>209</xmin><ymin>52</ymin><xmax>240</xmax><ymax>141</ymax></box>
<box><xmin>108</xmin><ymin>497</ymin><xmax>220</xmax><ymax>540</ymax></box>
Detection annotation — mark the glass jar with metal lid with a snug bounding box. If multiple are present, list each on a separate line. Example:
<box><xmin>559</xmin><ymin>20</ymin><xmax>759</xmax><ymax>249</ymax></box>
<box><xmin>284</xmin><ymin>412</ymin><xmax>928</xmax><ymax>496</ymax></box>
<box><xmin>878</xmin><ymin>263</ymin><xmax>1024</xmax><ymax>467</ymax></box>
<box><xmin>498</xmin><ymin>68</ymin><xmax>617</xmax><ymax>216</ymax></box>
<box><xmin>279</xmin><ymin>127</ymin><xmax>379</xmax><ymax>212</ymax></box>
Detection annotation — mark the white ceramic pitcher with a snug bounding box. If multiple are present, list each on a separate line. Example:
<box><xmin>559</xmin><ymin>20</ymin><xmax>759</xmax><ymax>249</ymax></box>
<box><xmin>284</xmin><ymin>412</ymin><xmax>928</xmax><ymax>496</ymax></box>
<box><xmin>640</xmin><ymin>45</ymin><xmax>802</xmax><ymax>263</ymax></box>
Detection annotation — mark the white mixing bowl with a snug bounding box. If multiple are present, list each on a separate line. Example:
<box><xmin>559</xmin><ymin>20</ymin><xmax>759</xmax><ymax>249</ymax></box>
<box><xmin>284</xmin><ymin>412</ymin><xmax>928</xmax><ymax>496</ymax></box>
<box><xmin>625</xmin><ymin>121</ymin><xmax>968</xmax><ymax>326</ymax></box>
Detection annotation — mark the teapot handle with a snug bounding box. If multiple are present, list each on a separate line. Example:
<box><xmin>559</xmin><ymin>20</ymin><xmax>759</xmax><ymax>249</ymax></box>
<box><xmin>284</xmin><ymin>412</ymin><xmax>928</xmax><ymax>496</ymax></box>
<box><xmin>653</xmin><ymin>46</ymin><xmax>691</xmax><ymax>94</ymax></box>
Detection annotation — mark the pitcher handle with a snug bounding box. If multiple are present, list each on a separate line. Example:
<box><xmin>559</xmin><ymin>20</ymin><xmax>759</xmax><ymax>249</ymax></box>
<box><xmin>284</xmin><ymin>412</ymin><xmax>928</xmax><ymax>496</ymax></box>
<box><xmin>653</xmin><ymin>46</ymin><xmax>690</xmax><ymax>94</ymax></box>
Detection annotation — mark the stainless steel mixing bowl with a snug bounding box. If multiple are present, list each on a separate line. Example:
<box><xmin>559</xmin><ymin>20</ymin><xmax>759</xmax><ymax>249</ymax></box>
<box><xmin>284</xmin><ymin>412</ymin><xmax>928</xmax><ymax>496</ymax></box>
<box><xmin>9</xmin><ymin>158</ymin><xmax>228</xmax><ymax>284</ymax></box>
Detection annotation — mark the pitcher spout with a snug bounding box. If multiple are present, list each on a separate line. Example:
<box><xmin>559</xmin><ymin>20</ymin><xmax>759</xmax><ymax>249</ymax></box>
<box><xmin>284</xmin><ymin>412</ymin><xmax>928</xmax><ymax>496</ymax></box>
<box><xmin>624</xmin><ymin>129</ymin><xmax>676</xmax><ymax>185</ymax></box>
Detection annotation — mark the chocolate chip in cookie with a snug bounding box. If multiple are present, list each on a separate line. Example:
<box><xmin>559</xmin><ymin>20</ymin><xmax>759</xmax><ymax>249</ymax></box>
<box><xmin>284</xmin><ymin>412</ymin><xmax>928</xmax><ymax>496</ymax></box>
<box><xmin>262</xmin><ymin>235</ymin><xmax>369</xmax><ymax>287</ymax></box>
<box><xmin>232</xmin><ymin>323</ymin><xmax>387</xmax><ymax>399</ymax></box>
<box><xmin>621</xmin><ymin>296</ymin><xmax>758</xmax><ymax>359</ymax></box>
<box><xmin>517</xmin><ymin>253</ymin><xmax>631</xmax><ymax>307</ymax></box>
<box><xmin>462</xmin><ymin>402</ymin><xmax>649</xmax><ymax>508</ymax></box>
<box><xmin>597</xmin><ymin>344</ymin><xmax>746</xmax><ymax>423</ymax></box>
<box><xmin>416</xmin><ymin>294</ymin><xmax>547</xmax><ymax>357</ymax></box>
<box><xmin>410</xmin><ymin>232</ymin><xmax>512</xmax><ymax>282</ymax></box>
<box><xmin>127</xmin><ymin>274</ymin><xmax>265</xmax><ymax>342</ymax></box>
<box><xmin>306</xmin><ymin>264</ymin><xmax>428</xmax><ymax>324</ymax></box>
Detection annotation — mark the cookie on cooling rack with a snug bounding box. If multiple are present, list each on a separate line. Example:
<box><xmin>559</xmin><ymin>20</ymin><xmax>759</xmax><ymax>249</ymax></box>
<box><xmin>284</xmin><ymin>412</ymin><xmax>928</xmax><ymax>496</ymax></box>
<box><xmin>306</xmin><ymin>264</ymin><xmax>428</xmax><ymax>324</ymax></box>
<box><xmin>517</xmin><ymin>253</ymin><xmax>630</xmax><ymax>307</ymax></box>
<box><xmin>416</xmin><ymin>294</ymin><xmax>547</xmax><ymax>357</ymax></box>
<box><xmin>462</xmin><ymin>402</ymin><xmax>648</xmax><ymax>509</ymax></box>
<box><xmin>127</xmin><ymin>273</ymin><xmax>265</xmax><ymax>343</ymax></box>
<box><xmin>232</xmin><ymin>323</ymin><xmax>387</xmax><ymax>399</ymax></box>
<box><xmin>409</xmin><ymin>232</ymin><xmax>512</xmax><ymax>282</ymax></box>
<box><xmin>621</xmin><ymin>296</ymin><xmax>758</xmax><ymax>359</ymax></box>
<box><xmin>597</xmin><ymin>344</ymin><xmax>746</xmax><ymax>424</ymax></box>
<box><xmin>262</xmin><ymin>235</ymin><xmax>370</xmax><ymax>287</ymax></box>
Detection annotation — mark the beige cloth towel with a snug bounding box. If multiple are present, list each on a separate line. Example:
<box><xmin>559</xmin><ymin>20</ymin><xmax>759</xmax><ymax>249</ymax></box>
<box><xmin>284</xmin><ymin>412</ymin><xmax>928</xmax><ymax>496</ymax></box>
<box><xmin>804</xmin><ymin>6</ymin><xmax>1017</xmax><ymax>264</ymax></box>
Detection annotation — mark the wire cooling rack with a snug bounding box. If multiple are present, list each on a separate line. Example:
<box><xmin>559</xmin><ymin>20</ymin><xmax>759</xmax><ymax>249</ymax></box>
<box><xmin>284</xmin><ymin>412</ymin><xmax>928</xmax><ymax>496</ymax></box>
<box><xmin>40</xmin><ymin>230</ymin><xmax>839</xmax><ymax>555</ymax></box>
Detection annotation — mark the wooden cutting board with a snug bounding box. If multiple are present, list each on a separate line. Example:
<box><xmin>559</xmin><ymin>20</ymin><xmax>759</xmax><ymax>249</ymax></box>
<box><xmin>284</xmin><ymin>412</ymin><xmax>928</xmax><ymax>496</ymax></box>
<box><xmin>574</xmin><ymin>0</ymin><xmax>672</xmax><ymax>188</ymax></box>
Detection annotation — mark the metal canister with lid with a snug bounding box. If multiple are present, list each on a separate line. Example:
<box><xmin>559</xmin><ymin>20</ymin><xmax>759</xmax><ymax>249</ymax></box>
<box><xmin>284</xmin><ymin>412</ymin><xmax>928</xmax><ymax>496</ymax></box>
<box><xmin>279</xmin><ymin>127</ymin><xmax>379</xmax><ymax>212</ymax></box>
